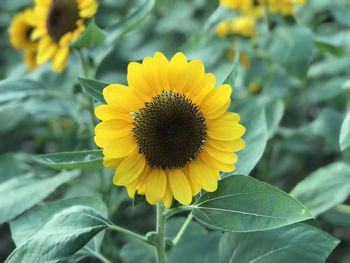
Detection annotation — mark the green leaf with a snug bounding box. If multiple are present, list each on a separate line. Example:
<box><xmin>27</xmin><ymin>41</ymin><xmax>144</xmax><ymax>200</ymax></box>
<box><xmin>291</xmin><ymin>162</ymin><xmax>350</xmax><ymax>216</ymax></box>
<box><xmin>0</xmin><ymin>170</ymin><xmax>79</xmax><ymax>224</ymax></box>
<box><xmin>0</xmin><ymin>154</ymin><xmax>30</xmax><ymax>183</ymax></box>
<box><xmin>5</xmin><ymin>205</ymin><xmax>109</xmax><ymax>263</ymax></box>
<box><xmin>33</xmin><ymin>150</ymin><xmax>103</xmax><ymax>170</ymax></box>
<box><xmin>192</xmin><ymin>175</ymin><xmax>312</xmax><ymax>232</ymax></box>
<box><xmin>340</xmin><ymin>113</ymin><xmax>350</xmax><ymax>151</ymax></box>
<box><xmin>10</xmin><ymin>196</ymin><xmax>107</xmax><ymax>245</ymax></box>
<box><xmin>78</xmin><ymin>78</ymin><xmax>108</xmax><ymax>103</ymax></box>
<box><xmin>308</xmin><ymin>108</ymin><xmax>343</xmax><ymax>150</ymax></box>
<box><xmin>227</xmin><ymin>99</ymin><xmax>268</xmax><ymax>176</ymax></box>
<box><xmin>223</xmin><ymin>51</ymin><xmax>240</xmax><ymax>86</ymax></box>
<box><xmin>94</xmin><ymin>0</ymin><xmax>155</xmax><ymax>65</ymax></box>
<box><xmin>0</xmin><ymin>104</ymin><xmax>27</xmax><ymax>133</ymax></box>
<box><xmin>219</xmin><ymin>223</ymin><xmax>339</xmax><ymax>263</ymax></box>
<box><xmin>0</xmin><ymin>78</ymin><xmax>44</xmax><ymax>104</ymax></box>
<box><xmin>169</xmin><ymin>232</ymin><xmax>221</xmax><ymax>263</ymax></box>
<box><xmin>71</xmin><ymin>20</ymin><xmax>106</xmax><ymax>48</ymax></box>
<box><xmin>314</xmin><ymin>39</ymin><xmax>345</xmax><ymax>57</ymax></box>
<box><xmin>10</xmin><ymin>197</ymin><xmax>108</xmax><ymax>262</ymax></box>
<box><xmin>322</xmin><ymin>204</ymin><xmax>350</xmax><ymax>227</ymax></box>
<box><xmin>265</xmin><ymin>26</ymin><xmax>314</xmax><ymax>79</ymax></box>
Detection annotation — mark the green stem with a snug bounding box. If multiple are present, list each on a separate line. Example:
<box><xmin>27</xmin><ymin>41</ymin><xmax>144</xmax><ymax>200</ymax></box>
<box><xmin>155</xmin><ymin>204</ymin><xmax>167</xmax><ymax>263</ymax></box>
<box><xmin>164</xmin><ymin>205</ymin><xmax>194</xmax><ymax>218</ymax></box>
<box><xmin>78</xmin><ymin>49</ymin><xmax>90</xmax><ymax>78</ymax></box>
<box><xmin>173</xmin><ymin>213</ymin><xmax>193</xmax><ymax>246</ymax></box>
<box><xmin>108</xmin><ymin>224</ymin><xmax>153</xmax><ymax>245</ymax></box>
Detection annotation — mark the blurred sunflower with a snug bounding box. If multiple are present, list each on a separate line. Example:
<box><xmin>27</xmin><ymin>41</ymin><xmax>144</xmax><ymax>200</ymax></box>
<box><xmin>95</xmin><ymin>52</ymin><xmax>246</xmax><ymax>208</ymax></box>
<box><xmin>9</xmin><ymin>8</ymin><xmax>38</xmax><ymax>69</ymax></box>
<box><xmin>31</xmin><ymin>0</ymin><xmax>98</xmax><ymax>72</ymax></box>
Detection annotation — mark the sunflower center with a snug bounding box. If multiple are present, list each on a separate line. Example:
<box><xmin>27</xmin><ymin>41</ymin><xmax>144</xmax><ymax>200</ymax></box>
<box><xmin>46</xmin><ymin>0</ymin><xmax>80</xmax><ymax>43</ymax></box>
<box><xmin>132</xmin><ymin>91</ymin><xmax>207</xmax><ymax>169</ymax></box>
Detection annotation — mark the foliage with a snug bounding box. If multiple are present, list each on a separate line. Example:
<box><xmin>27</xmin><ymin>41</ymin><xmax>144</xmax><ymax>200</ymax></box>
<box><xmin>0</xmin><ymin>0</ymin><xmax>350</xmax><ymax>262</ymax></box>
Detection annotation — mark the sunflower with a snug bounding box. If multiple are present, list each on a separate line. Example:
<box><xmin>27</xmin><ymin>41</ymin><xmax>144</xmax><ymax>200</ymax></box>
<box><xmin>9</xmin><ymin>8</ymin><xmax>38</xmax><ymax>70</ymax></box>
<box><xmin>31</xmin><ymin>0</ymin><xmax>98</xmax><ymax>72</ymax></box>
<box><xmin>94</xmin><ymin>52</ymin><xmax>246</xmax><ymax>208</ymax></box>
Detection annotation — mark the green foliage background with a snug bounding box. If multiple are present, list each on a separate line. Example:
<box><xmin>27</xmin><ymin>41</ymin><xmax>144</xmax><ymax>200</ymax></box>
<box><xmin>0</xmin><ymin>0</ymin><xmax>350</xmax><ymax>262</ymax></box>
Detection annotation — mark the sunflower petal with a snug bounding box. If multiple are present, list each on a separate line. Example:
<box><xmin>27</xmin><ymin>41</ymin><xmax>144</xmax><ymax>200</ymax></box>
<box><xmin>188</xmin><ymin>160</ymin><xmax>218</xmax><ymax>192</ymax></box>
<box><xmin>145</xmin><ymin>169</ymin><xmax>166</xmax><ymax>204</ymax></box>
<box><xmin>113</xmin><ymin>153</ymin><xmax>145</xmax><ymax>186</ymax></box>
<box><xmin>168</xmin><ymin>169</ymin><xmax>192</xmax><ymax>205</ymax></box>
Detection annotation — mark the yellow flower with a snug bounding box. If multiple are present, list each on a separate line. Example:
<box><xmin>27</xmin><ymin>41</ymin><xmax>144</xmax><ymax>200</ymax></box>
<box><xmin>267</xmin><ymin>0</ymin><xmax>306</xmax><ymax>16</ymax></box>
<box><xmin>32</xmin><ymin>0</ymin><xmax>98</xmax><ymax>72</ymax></box>
<box><xmin>9</xmin><ymin>8</ymin><xmax>38</xmax><ymax>69</ymax></box>
<box><xmin>215</xmin><ymin>21</ymin><xmax>231</xmax><ymax>37</ymax></box>
<box><xmin>94</xmin><ymin>52</ymin><xmax>246</xmax><ymax>208</ymax></box>
<box><xmin>231</xmin><ymin>16</ymin><xmax>256</xmax><ymax>37</ymax></box>
<box><xmin>220</xmin><ymin>0</ymin><xmax>264</xmax><ymax>17</ymax></box>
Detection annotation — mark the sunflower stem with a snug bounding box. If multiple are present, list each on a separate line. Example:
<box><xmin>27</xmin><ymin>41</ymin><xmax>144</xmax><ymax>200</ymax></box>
<box><xmin>78</xmin><ymin>49</ymin><xmax>90</xmax><ymax>78</ymax></box>
<box><xmin>155</xmin><ymin>203</ymin><xmax>167</xmax><ymax>263</ymax></box>
<box><xmin>164</xmin><ymin>205</ymin><xmax>194</xmax><ymax>218</ymax></box>
<box><xmin>173</xmin><ymin>212</ymin><xmax>193</xmax><ymax>246</ymax></box>
<box><xmin>107</xmin><ymin>224</ymin><xmax>153</xmax><ymax>245</ymax></box>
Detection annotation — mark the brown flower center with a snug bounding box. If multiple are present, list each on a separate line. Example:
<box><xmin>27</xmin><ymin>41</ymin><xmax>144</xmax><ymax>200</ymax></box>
<box><xmin>132</xmin><ymin>91</ymin><xmax>207</xmax><ymax>169</ymax></box>
<box><xmin>46</xmin><ymin>0</ymin><xmax>79</xmax><ymax>43</ymax></box>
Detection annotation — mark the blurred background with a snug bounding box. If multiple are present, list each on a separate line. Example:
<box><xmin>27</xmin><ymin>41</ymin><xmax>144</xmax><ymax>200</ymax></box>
<box><xmin>1</xmin><ymin>0</ymin><xmax>350</xmax><ymax>262</ymax></box>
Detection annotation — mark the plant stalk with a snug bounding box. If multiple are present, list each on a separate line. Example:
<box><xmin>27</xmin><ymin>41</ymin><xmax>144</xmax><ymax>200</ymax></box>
<box><xmin>108</xmin><ymin>224</ymin><xmax>153</xmax><ymax>245</ymax></box>
<box><xmin>155</xmin><ymin>204</ymin><xmax>167</xmax><ymax>263</ymax></box>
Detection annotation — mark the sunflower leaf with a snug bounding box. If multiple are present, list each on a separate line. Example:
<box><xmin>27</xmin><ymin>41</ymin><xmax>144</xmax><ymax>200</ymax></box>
<box><xmin>10</xmin><ymin>197</ymin><xmax>108</xmax><ymax>262</ymax></box>
<box><xmin>223</xmin><ymin>51</ymin><xmax>240</xmax><ymax>86</ymax></box>
<box><xmin>71</xmin><ymin>20</ymin><xmax>106</xmax><ymax>49</ymax></box>
<box><xmin>339</xmin><ymin>112</ymin><xmax>350</xmax><ymax>151</ymax></box>
<box><xmin>5</xmin><ymin>205</ymin><xmax>109</xmax><ymax>263</ymax></box>
<box><xmin>192</xmin><ymin>175</ymin><xmax>312</xmax><ymax>232</ymax></box>
<box><xmin>93</xmin><ymin>0</ymin><xmax>156</xmax><ymax>65</ymax></box>
<box><xmin>0</xmin><ymin>170</ymin><xmax>79</xmax><ymax>224</ymax></box>
<box><xmin>78</xmin><ymin>77</ymin><xmax>108</xmax><ymax>103</ymax></box>
<box><xmin>291</xmin><ymin>162</ymin><xmax>350</xmax><ymax>216</ymax></box>
<box><xmin>219</xmin><ymin>223</ymin><xmax>339</xmax><ymax>263</ymax></box>
<box><xmin>33</xmin><ymin>150</ymin><xmax>103</xmax><ymax>170</ymax></box>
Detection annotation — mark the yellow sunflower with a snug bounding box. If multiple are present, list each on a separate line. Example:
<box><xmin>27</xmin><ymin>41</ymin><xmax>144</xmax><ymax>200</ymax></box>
<box><xmin>94</xmin><ymin>52</ymin><xmax>246</xmax><ymax>208</ymax></box>
<box><xmin>9</xmin><ymin>8</ymin><xmax>38</xmax><ymax>70</ymax></box>
<box><xmin>32</xmin><ymin>0</ymin><xmax>98</xmax><ymax>72</ymax></box>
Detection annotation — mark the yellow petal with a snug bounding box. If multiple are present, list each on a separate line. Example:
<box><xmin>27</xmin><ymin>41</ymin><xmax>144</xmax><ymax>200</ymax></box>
<box><xmin>184</xmin><ymin>167</ymin><xmax>201</xmax><ymax>195</ymax></box>
<box><xmin>200</xmin><ymin>84</ymin><xmax>232</xmax><ymax>119</ymax></box>
<box><xmin>103</xmin><ymin>157</ymin><xmax>123</xmax><ymax>169</ymax></box>
<box><xmin>207</xmin><ymin>138</ymin><xmax>245</xmax><ymax>152</ymax></box>
<box><xmin>199</xmin><ymin>150</ymin><xmax>236</xmax><ymax>172</ymax></box>
<box><xmin>37</xmin><ymin>37</ymin><xmax>57</xmax><ymax>64</ymax></box>
<box><xmin>168</xmin><ymin>169</ymin><xmax>192</xmax><ymax>205</ymax></box>
<box><xmin>207</xmin><ymin>120</ymin><xmax>246</xmax><ymax>141</ymax></box>
<box><xmin>162</xmin><ymin>181</ymin><xmax>173</xmax><ymax>208</ymax></box>
<box><xmin>95</xmin><ymin>119</ymin><xmax>132</xmax><ymax>139</ymax></box>
<box><xmin>95</xmin><ymin>105</ymin><xmax>132</xmax><ymax>121</ymax></box>
<box><xmin>168</xmin><ymin>52</ymin><xmax>188</xmax><ymax>93</ymax></box>
<box><xmin>145</xmin><ymin>168</ymin><xmax>166</xmax><ymax>204</ymax></box>
<box><xmin>102</xmin><ymin>136</ymin><xmax>137</xmax><ymax>158</ymax></box>
<box><xmin>113</xmin><ymin>153</ymin><xmax>145</xmax><ymax>186</ymax></box>
<box><xmin>127</xmin><ymin>62</ymin><xmax>154</xmax><ymax>99</ymax></box>
<box><xmin>126</xmin><ymin>178</ymin><xmax>139</xmax><ymax>198</ymax></box>
<box><xmin>205</xmin><ymin>144</ymin><xmax>238</xmax><ymax>164</ymax></box>
<box><xmin>189</xmin><ymin>73</ymin><xmax>216</xmax><ymax>105</ymax></box>
<box><xmin>142</xmin><ymin>54</ymin><xmax>169</xmax><ymax>94</ymax></box>
<box><xmin>103</xmin><ymin>84</ymin><xmax>144</xmax><ymax>112</ymax></box>
<box><xmin>52</xmin><ymin>47</ymin><xmax>70</xmax><ymax>72</ymax></box>
<box><xmin>188</xmin><ymin>160</ymin><xmax>218</xmax><ymax>192</ymax></box>
<box><xmin>182</xmin><ymin>59</ymin><xmax>205</xmax><ymax>94</ymax></box>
